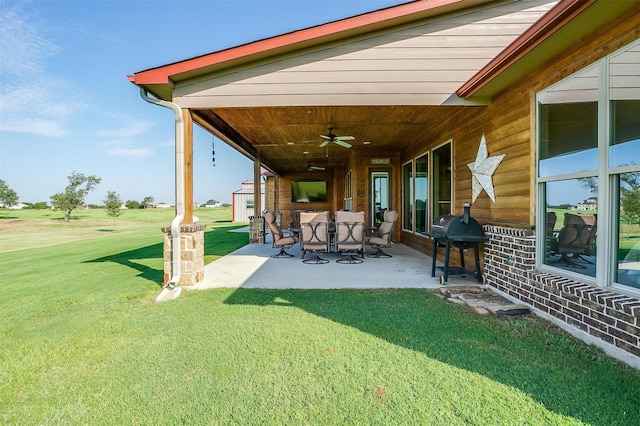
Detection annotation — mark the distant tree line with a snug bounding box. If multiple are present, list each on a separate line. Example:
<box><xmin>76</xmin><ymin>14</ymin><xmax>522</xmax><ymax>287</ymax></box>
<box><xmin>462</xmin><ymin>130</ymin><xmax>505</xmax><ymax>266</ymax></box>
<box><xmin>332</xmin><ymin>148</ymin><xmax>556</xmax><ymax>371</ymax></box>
<box><xmin>2</xmin><ymin>174</ymin><xmax>230</xmax><ymax>221</ymax></box>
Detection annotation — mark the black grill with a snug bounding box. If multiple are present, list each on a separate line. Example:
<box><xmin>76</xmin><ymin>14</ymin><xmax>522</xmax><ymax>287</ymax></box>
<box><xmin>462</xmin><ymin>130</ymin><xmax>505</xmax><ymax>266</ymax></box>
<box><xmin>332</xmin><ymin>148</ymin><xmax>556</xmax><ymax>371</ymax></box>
<box><xmin>424</xmin><ymin>203</ymin><xmax>487</xmax><ymax>283</ymax></box>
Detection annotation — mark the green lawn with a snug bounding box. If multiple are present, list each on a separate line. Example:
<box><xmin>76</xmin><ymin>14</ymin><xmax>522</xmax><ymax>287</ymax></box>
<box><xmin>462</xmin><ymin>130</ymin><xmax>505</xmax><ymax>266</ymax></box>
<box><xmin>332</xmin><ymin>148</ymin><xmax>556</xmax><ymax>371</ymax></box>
<box><xmin>1</xmin><ymin>207</ymin><xmax>640</xmax><ymax>425</ymax></box>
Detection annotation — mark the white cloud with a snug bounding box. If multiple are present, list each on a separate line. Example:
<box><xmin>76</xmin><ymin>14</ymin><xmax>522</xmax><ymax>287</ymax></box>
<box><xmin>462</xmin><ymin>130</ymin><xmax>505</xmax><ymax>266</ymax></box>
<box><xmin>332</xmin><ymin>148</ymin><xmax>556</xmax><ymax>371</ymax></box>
<box><xmin>96</xmin><ymin>119</ymin><xmax>154</xmax><ymax>139</ymax></box>
<box><xmin>0</xmin><ymin>2</ymin><xmax>87</xmax><ymax>138</ymax></box>
<box><xmin>107</xmin><ymin>147</ymin><xmax>154</xmax><ymax>158</ymax></box>
<box><xmin>0</xmin><ymin>118</ymin><xmax>67</xmax><ymax>138</ymax></box>
<box><xmin>0</xmin><ymin>3</ymin><xmax>58</xmax><ymax>76</ymax></box>
<box><xmin>96</xmin><ymin>116</ymin><xmax>160</xmax><ymax>158</ymax></box>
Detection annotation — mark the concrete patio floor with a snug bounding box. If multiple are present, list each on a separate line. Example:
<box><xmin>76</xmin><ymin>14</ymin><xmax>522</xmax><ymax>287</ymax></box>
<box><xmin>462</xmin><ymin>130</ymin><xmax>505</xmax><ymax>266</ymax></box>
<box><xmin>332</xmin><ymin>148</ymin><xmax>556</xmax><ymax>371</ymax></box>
<box><xmin>187</xmin><ymin>231</ymin><xmax>483</xmax><ymax>290</ymax></box>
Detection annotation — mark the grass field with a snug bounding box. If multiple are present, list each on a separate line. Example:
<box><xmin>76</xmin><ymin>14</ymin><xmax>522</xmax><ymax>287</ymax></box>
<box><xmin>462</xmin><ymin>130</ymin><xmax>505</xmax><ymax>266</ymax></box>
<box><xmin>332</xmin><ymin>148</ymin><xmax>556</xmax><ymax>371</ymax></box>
<box><xmin>2</xmin><ymin>207</ymin><xmax>640</xmax><ymax>425</ymax></box>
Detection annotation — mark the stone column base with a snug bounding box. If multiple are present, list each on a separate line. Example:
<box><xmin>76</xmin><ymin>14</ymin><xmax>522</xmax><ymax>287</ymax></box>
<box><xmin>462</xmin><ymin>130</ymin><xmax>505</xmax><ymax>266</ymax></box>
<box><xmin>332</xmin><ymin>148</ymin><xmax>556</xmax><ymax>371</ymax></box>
<box><xmin>161</xmin><ymin>223</ymin><xmax>206</xmax><ymax>286</ymax></box>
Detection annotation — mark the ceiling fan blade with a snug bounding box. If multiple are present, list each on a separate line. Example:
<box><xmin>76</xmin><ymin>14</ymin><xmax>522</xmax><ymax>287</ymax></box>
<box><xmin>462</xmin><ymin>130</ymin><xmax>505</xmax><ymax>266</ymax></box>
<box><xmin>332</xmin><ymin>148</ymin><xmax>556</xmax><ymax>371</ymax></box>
<box><xmin>311</xmin><ymin>166</ymin><xmax>326</xmax><ymax>171</ymax></box>
<box><xmin>319</xmin><ymin>140</ymin><xmax>330</xmax><ymax>147</ymax></box>
<box><xmin>335</xmin><ymin>140</ymin><xmax>352</xmax><ymax>148</ymax></box>
<box><xmin>336</xmin><ymin>135</ymin><xmax>355</xmax><ymax>141</ymax></box>
<box><xmin>320</xmin><ymin>135</ymin><xmax>331</xmax><ymax>140</ymax></box>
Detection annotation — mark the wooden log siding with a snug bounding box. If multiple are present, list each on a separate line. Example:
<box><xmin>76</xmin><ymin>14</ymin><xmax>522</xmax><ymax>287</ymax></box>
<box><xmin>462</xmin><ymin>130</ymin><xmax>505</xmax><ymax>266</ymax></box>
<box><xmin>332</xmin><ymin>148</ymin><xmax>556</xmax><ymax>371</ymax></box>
<box><xmin>402</xmin><ymin>3</ymin><xmax>640</xmax><ymax>325</ymax></box>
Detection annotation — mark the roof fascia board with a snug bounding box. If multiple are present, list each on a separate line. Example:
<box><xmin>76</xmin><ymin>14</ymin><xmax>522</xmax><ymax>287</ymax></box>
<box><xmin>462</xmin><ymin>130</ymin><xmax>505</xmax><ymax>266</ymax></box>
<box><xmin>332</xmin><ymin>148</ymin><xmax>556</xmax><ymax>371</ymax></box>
<box><xmin>128</xmin><ymin>0</ymin><xmax>492</xmax><ymax>87</ymax></box>
<box><xmin>456</xmin><ymin>0</ymin><xmax>597</xmax><ymax>99</ymax></box>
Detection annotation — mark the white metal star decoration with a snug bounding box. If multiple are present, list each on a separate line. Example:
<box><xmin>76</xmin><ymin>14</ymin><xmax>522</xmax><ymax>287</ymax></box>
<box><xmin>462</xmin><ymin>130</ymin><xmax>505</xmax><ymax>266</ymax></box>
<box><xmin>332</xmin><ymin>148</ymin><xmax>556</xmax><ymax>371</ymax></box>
<box><xmin>467</xmin><ymin>133</ymin><xmax>505</xmax><ymax>203</ymax></box>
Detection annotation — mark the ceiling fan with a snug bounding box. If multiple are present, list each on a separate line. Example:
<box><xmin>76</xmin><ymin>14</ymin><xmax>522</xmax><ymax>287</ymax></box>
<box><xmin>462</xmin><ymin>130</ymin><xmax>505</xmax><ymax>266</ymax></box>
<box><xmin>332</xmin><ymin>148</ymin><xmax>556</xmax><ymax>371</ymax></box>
<box><xmin>319</xmin><ymin>127</ymin><xmax>354</xmax><ymax>148</ymax></box>
<box><xmin>306</xmin><ymin>161</ymin><xmax>325</xmax><ymax>171</ymax></box>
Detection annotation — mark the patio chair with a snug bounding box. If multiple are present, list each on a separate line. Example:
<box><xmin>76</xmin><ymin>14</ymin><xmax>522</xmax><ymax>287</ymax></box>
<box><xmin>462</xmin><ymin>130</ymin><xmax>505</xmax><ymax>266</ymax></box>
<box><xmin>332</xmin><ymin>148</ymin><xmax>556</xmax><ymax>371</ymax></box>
<box><xmin>546</xmin><ymin>211</ymin><xmax>558</xmax><ymax>256</ymax></box>
<box><xmin>554</xmin><ymin>213</ymin><xmax>597</xmax><ymax>268</ymax></box>
<box><xmin>366</xmin><ymin>210</ymin><xmax>398</xmax><ymax>258</ymax></box>
<box><xmin>264</xmin><ymin>211</ymin><xmax>297</xmax><ymax>258</ymax></box>
<box><xmin>300</xmin><ymin>211</ymin><xmax>330</xmax><ymax>264</ymax></box>
<box><xmin>334</xmin><ymin>210</ymin><xmax>365</xmax><ymax>264</ymax></box>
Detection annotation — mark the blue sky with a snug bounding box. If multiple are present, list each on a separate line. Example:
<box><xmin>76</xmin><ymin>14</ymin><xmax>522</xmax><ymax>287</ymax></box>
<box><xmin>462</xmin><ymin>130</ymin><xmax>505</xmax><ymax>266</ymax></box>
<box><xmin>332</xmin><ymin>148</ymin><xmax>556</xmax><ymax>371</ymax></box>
<box><xmin>0</xmin><ymin>0</ymin><xmax>405</xmax><ymax>205</ymax></box>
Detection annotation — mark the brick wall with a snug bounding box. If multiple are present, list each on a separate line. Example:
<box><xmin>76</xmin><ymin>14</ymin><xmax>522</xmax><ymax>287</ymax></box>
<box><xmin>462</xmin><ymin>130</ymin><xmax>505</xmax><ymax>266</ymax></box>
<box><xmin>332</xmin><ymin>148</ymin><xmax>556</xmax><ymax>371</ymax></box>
<box><xmin>483</xmin><ymin>225</ymin><xmax>640</xmax><ymax>363</ymax></box>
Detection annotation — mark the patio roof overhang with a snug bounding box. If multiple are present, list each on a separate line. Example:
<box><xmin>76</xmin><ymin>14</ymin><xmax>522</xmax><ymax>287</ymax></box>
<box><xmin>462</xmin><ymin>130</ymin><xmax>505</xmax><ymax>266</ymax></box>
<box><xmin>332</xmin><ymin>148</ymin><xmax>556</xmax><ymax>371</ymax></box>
<box><xmin>128</xmin><ymin>0</ymin><xmax>636</xmax><ymax>176</ymax></box>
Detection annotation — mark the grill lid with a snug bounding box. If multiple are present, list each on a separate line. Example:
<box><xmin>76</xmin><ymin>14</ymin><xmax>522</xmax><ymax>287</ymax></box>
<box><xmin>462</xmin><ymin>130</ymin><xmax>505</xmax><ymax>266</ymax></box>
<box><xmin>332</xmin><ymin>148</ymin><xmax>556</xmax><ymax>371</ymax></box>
<box><xmin>430</xmin><ymin>203</ymin><xmax>485</xmax><ymax>240</ymax></box>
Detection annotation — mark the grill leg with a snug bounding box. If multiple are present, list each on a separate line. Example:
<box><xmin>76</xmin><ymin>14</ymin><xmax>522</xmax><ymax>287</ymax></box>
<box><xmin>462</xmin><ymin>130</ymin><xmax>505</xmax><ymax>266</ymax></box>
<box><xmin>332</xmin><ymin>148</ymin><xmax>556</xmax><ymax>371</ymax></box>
<box><xmin>431</xmin><ymin>239</ymin><xmax>438</xmax><ymax>277</ymax></box>
<box><xmin>473</xmin><ymin>244</ymin><xmax>482</xmax><ymax>282</ymax></box>
<box><xmin>443</xmin><ymin>240</ymin><xmax>451</xmax><ymax>283</ymax></box>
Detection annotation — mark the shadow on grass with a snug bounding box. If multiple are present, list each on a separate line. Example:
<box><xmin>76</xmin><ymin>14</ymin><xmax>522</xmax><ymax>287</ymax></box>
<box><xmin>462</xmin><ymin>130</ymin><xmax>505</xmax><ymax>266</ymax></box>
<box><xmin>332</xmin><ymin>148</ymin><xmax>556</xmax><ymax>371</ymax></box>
<box><xmin>86</xmin><ymin>225</ymin><xmax>248</xmax><ymax>287</ymax></box>
<box><xmin>223</xmin><ymin>288</ymin><xmax>640</xmax><ymax>425</ymax></box>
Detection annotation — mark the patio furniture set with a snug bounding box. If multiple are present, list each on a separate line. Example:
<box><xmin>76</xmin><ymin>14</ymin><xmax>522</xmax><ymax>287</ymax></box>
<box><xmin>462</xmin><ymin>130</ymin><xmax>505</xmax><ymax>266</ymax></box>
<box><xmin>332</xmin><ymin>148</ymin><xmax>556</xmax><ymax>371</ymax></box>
<box><xmin>263</xmin><ymin>210</ymin><xmax>398</xmax><ymax>264</ymax></box>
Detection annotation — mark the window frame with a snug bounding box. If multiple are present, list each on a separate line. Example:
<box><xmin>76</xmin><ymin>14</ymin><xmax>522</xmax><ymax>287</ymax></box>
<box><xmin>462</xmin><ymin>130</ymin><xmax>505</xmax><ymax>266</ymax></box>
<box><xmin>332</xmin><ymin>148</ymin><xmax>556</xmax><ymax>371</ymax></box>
<box><xmin>402</xmin><ymin>140</ymin><xmax>453</xmax><ymax>237</ymax></box>
<box><xmin>535</xmin><ymin>39</ymin><xmax>640</xmax><ymax>296</ymax></box>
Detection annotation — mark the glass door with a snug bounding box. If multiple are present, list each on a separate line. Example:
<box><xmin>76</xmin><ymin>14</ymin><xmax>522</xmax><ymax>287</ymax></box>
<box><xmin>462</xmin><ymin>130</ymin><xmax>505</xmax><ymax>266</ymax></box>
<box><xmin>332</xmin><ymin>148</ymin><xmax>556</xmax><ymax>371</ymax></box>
<box><xmin>370</xmin><ymin>171</ymin><xmax>390</xmax><ymax>228</ymax></box>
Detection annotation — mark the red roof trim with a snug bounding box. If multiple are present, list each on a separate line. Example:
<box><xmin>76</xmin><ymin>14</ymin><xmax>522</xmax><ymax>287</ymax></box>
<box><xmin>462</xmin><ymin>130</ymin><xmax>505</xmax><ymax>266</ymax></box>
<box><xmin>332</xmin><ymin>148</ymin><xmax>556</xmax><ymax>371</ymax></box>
<box><xmin>129</xmin><ymin>0</ymin><xmax>468</xmax><ymax>85</ymax></box>
<box><xmin>456</xmin><ymin>0</ymin><xmax>597</xmax><ymax>99</ymax></box>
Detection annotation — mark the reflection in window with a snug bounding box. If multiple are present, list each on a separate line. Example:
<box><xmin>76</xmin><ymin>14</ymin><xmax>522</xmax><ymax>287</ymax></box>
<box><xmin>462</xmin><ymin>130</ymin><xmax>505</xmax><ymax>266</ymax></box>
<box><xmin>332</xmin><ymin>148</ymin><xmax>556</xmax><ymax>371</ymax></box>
<box><xmin>402</xmin><ymin>162</ymin><xmax>413</xmax><ymax>231</ymax></box>
<box><xmin>543</xmin><ymin>179</ymin><xmax>597</xmax><ymax>277</ymax></box>
<box><xmin>415</xmin><ymin>154</ymin><xmax>428</xmax><ymax>234</ymax></box>
<box><xmin>537</xmin><ymin>40</ymin><xmax>640</xmax><ymax>294</ymax></box>
<box><xmin>615</xmin><ymin>172</ymin><xmax>640</xmax><ymax>289</ymax></box>
<box><xmin>432</xmin><ymin>143</ymin><xmax>451</xmax><ymax>218</ymax></box>
<box><xmin>538</xmin><ymin>66</ymin><xmax>599</xmax><ymax>178</ymax></box>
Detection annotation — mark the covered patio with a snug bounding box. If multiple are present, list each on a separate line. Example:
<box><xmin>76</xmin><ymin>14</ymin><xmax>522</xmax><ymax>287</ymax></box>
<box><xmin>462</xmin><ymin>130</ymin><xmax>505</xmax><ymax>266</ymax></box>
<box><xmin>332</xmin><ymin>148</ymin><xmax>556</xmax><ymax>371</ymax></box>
<box><xmin>188</xmin><ymin>230</ymin><xmax>475</xmax><ymax>290</ymax></box>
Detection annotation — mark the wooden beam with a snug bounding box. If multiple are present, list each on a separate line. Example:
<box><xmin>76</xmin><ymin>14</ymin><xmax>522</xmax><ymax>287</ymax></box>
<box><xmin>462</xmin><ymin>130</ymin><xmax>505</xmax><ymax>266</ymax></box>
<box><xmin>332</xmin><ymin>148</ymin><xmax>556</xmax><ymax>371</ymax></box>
<box><xmin>183</xmin><ymin>109</ymin><xmax>194</xmax><ymax>224</ymax></box>
<box><xmin>254</xmin><ymin>152</ymin><xmax>261</xmax><ymax>217</ymax></box>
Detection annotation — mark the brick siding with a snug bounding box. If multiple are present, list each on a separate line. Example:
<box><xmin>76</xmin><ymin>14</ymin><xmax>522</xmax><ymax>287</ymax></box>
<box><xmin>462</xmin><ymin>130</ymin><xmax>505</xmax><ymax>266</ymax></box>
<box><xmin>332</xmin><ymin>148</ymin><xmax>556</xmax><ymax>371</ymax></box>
<box><xmin>483</xmin><ymin>225</ymin><xmax>640</xmax><ymax>360</ymax></box>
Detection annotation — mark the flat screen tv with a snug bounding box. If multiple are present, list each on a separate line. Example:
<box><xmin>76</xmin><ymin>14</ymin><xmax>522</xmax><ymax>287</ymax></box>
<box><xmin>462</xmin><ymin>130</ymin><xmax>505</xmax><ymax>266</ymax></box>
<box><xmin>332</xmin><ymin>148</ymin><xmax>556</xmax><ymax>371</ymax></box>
<box><xmin>291</xmin><ymin>180</ymin><xmax>327</xmax><ymax>203</ymax></box>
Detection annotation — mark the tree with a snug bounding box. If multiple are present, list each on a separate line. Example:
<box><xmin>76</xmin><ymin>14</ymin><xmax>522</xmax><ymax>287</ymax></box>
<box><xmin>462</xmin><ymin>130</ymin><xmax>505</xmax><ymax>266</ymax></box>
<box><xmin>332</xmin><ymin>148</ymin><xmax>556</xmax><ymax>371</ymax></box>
<box><xmin>103</xmin><ymin>191</ymin><xmax>123</xmax><ymax>230</ymax></box>
<box><xmin>125</xmin><ymin>199</ymin><xmax>141</xmax><ymax>209</ymax></box>
<box><xmin>580</xmin><ymin>170</ymin><xmax>640</xmax><ymax>224</ymax></box>
<box><xmin>0</xmin><ymin>179</ymin><xmax>19</xmax><ymax>207</ymax></box>
<box><xmin>50</xmin><ymin>171</ymin><xmax>101</xmax><ymax>222</ymax></box>
<box><xmin>141</xmin><ymin>196</ymin><xmax>154</xmax><ymax>208</ymax></box>
<box><xmin>621</xmin><ymin>171</ymin><xmax>640</xmax><ymax>224</ymax></box>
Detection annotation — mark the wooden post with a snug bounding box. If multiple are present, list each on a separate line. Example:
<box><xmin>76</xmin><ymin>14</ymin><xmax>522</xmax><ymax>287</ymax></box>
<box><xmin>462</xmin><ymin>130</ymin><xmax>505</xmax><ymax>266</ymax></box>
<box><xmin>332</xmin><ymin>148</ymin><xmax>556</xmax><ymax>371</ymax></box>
<box><xmin>183</xmin><ymin>109</ymin><xmax>194</xmax><ymax>224</ymax></box>
<box><xmin>254</xmin><ymin>153</ymin><xmax>261</xmax><ymax>216</ymax></box>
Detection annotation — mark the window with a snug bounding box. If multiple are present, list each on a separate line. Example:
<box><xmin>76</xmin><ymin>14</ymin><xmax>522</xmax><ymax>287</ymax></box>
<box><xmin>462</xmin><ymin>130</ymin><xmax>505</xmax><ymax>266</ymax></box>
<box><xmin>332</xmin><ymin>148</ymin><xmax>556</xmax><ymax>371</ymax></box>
<box><xmin>344</xmin><ymin>170</ymin><xmax>352</xmax><ymax>211</ymax></box>
<box><xmin>432</xmin><ymin>142</ymin><xmax>452</xmax><ymax>218</ymax></box>
<box><xmin>402</xmin><ymin>161</ymin><xmax>413</xmax><ymax>232</ymax></box>
<box><xmin>415</xmin><ymin>153</ymin><xmax>429</xmax><ymax>234</ymax></box>
<box><xmin>403</xmin><ymin>141</ymin><xmax>452</xmax><ymax>235</ymax></box>
<box><xmin>537</xmin><ymin>40</ymin><xmax>640</xmax><ymax>294</ymax></box>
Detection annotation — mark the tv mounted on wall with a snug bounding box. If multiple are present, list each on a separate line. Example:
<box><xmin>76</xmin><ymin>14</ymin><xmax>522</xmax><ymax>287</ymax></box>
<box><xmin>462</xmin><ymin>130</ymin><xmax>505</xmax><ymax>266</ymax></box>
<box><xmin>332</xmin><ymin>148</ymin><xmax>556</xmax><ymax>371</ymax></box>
<box><xmin>291</xmin><ymin>180</ymin><xmax>327</xmax><ymax>203</ymax></box>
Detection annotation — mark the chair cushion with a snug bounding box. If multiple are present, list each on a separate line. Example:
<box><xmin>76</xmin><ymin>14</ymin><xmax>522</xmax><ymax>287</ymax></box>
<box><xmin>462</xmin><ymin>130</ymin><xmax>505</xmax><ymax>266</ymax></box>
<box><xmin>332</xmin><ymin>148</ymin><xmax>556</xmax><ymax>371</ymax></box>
<box><xmin>275</xmin><ymin>236</ymin><xmax>297</xmax><ymax>246</ymax></box>
<box><xmin>378</xmin><ymin>221</ymin><xmax>394</xmax><ymax>236</ymax></box>
<box><xmin>368</xmin><ymin>236</ymin><xmax>388</xmax><ymax>246</ymax></box>
<box><xmin>264</xmin><ymin>211</ymin><xmax>276</xmax><ymax>224</ymax></box>
<box><xmin>383</xmin><ymin>210</ymin><xmax>398</xmax><ymax>222</ymax></box>
<box><xmin>335</xmin><ymin>211</ymin><xmax>364</xmax><ymax>252</ymax></box>
<box><xmin>300</xmin><ymin>211</ymin><xmax>329</xmax><ymax>248</ymax></box>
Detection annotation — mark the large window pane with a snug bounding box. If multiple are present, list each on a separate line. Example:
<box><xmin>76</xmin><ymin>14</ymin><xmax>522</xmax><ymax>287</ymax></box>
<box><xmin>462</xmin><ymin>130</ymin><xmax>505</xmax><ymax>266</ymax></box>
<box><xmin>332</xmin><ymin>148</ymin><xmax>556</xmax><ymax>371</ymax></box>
<box><xmin>415</xmin><ymin>154</ymin><xmax>428</xmax><ymax>234</ymax></box>
<box><xmin>402</xmin><ymin>162</ymin><xmax>413</xmax><ymax>231</ymax></box>
<box><xmin>432</xmin><ymin>143</ymin><xmax>451</xmax><ymax>218</ymax></box>
<box><xmin>615</xmin><ymin>171</ymin><xmax>640</xmax><ymax>289</ymax></box>
<box><xmin>538</xmin><ymin>67</ymin><xmax>599</xmax><ymax>177</ymax></box>
<box><xmin>543</xmin><ymin>179</ymin><xmax>597</xmax><ymax>278</ymax></box>
<box><xmin>609</xmin><ymin>44</ymin><xmax>640</xmax><ymax>167</ymax></box>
